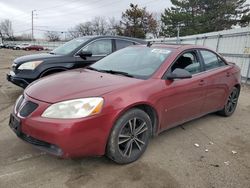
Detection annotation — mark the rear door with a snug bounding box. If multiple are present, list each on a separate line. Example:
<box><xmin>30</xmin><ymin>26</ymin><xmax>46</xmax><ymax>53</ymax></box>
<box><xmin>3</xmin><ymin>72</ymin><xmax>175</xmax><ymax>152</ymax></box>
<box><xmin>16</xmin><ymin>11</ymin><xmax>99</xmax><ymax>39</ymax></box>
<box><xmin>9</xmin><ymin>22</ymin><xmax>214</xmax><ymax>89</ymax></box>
<box><xmin>74</xmin><ymin>39</ymin><xmax>113</xmax><ymax>68</ymax></box>
<box><xmin>199</xmin><ymin>50</ymin><xmax>232</xmax><ymax>113</ymax></box>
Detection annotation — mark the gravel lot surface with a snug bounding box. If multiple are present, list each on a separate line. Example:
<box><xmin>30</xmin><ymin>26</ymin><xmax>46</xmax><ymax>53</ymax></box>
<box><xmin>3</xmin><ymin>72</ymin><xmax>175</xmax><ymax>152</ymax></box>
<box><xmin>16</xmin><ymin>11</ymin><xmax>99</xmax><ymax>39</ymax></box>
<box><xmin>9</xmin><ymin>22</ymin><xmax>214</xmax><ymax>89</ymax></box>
<box><xmin>0</xmin><ymin>49</ymin><xmax>249</xmax><ymax>188</ymax></box>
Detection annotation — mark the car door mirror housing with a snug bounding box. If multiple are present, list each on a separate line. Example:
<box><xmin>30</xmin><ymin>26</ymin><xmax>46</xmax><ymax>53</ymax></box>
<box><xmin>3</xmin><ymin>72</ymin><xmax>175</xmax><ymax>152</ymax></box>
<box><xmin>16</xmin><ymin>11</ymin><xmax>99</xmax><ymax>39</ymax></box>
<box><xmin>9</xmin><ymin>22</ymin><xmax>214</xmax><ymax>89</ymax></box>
<box><xmin>78</xmin><ymin>50</ymin><xmax>92</xmax><ymax>59</ymax></box>
<box><xmin>166</xmin><ymin>68</ymin><xmax>192</xmax><ymax>80</ymax></box>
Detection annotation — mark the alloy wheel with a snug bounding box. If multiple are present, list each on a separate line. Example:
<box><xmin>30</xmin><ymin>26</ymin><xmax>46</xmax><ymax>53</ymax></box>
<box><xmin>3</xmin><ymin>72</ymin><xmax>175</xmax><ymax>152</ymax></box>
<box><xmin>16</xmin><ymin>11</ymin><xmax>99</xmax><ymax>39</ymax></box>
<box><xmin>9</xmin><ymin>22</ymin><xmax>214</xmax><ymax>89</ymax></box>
<box><xmin>118</xmin><ymin>117</ymin><xmax>148</xmax><ymax>158</ymax></box>
<box><xmin>226</xmin><ymin>88</ymin><xmax>239</xmax><ymax>114</ymax></box>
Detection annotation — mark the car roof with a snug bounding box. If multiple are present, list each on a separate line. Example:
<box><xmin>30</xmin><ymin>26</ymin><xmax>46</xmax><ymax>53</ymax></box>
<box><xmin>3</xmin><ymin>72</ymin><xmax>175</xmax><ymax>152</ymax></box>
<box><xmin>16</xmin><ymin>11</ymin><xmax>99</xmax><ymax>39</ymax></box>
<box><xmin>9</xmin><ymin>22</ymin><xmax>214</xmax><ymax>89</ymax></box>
<box><xmin>135</xmin><ymin>43</ymin><xmax>208</xmax><ymax>50</ymax></box>
<box><xmin>77</xmin><ymin>35</ymin><xmax>146</xmax><ymax>44</ymax></box>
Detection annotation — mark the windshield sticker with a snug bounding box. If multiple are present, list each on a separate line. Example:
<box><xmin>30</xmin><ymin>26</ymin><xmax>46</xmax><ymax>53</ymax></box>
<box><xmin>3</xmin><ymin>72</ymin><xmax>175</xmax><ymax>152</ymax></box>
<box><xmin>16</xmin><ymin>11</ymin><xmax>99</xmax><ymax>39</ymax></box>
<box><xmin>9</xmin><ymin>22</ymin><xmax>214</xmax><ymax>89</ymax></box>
<box><xmin>151</xmin><ymin>49</ymin><xmax>171</xmax><ymax>55</ymax></box>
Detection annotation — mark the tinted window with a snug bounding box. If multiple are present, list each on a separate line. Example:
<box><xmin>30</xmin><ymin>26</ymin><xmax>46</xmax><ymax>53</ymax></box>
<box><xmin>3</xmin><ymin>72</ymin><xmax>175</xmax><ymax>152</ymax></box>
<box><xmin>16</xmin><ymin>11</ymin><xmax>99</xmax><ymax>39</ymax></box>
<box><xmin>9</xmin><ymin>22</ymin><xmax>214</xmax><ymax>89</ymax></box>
<box><xmin>171</xmin><ymin>51</ymin><xmax>202</xmax><ymax>75</ymax></box>
<box><xmin>90</xmin><ymin>47</ymin><xmax>172</xmax><ymax>79</ymax></box>
<box><xmin>200</xmin><ymin>50</ymin><xmax>226</xmax><ymax>70</ymax></box>
<box><xmin>116</xmin><ymin>39</ymin><xmax>134</xmax><ymax>50</ymax></box>
<box><xmin>83</xmin><ymin>39</ymin><xmax>112</xmax><ymax>55</ymax></box>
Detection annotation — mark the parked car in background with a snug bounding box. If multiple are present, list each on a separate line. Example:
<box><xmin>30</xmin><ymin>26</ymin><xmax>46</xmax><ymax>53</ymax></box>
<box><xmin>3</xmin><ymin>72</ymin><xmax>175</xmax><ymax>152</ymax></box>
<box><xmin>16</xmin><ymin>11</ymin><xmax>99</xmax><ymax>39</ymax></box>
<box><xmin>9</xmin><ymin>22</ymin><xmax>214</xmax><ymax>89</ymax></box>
<box><xmin>9</xmin><ymin>44</ymin><xmax>241</xmax><ymax>164</ymax></box>
<box><xmin>1</xmin><ymin>43</ymin><xmax>9</xmax><ymax>48</ymax></box>
<box><xmin>7</xmin><ymin>35</ymin><xmax>146</xmax><ymax>88</ymax></box>
<box><xmin>0</xmin><ymin>43</ymin><xmax>4</xmax><ymax>48</ymax></box>
<box><xmin>14</xmin><ymin>43</ymin><xmax>30</xmax><ymax>50</ymax></box>
<box><xmin>7</xmin><ymin>43</ymin><xmax>17</xmax><ymax>49</ymax></box>
<box><xmin>22</xmin><ymin>45</ymin><xmax>44</xmax><ymax>51</ymax></box>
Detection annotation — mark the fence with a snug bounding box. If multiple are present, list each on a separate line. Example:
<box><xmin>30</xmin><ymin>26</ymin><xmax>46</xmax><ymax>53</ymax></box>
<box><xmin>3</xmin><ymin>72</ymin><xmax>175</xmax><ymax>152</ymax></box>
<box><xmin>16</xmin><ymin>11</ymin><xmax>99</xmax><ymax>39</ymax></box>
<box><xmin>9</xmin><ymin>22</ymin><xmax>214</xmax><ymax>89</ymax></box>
<box><xmin>148</xmin><ymin>26</ymin><xmax>250</xmax><ymax>83</ymax></box>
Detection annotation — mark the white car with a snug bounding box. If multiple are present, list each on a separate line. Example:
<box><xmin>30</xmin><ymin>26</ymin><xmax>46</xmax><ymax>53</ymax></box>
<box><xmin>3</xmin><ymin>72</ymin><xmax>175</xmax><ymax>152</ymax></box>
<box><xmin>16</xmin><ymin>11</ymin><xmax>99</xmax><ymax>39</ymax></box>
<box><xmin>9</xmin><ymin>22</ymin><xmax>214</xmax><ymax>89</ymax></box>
<box><xmin>14</xmin><ymin>43</ymin><xmax>30</xmax><ymax>50</ymax></box>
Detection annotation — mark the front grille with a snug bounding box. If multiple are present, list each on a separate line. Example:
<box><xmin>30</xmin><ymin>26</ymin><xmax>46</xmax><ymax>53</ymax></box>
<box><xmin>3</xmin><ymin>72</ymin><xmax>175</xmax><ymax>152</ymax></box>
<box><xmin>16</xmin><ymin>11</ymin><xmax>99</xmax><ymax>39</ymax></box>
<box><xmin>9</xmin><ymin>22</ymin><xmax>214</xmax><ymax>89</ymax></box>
<box><xmin>19</xmin><ymin>101</ymin><xmax>38</xmax><ymax>117</ymax></box>
<box><xmin>15</xmin><ymin>95</ymin><xmax>38</xmax><ymax>117</ymax></box>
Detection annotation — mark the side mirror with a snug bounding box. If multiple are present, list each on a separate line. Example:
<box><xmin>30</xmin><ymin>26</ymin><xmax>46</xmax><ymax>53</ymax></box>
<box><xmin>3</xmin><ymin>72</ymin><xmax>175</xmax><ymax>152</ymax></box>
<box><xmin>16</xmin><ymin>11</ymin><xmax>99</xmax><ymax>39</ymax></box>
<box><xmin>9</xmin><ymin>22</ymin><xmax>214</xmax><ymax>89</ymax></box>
<box><xmin>78</xmin><ymin>50</ymin><xmax>92</xmax><ymax>59</ymax></box>
<box><xmin>166</xmin><ymin>68</ymin><xmax>192</xmax><ymax>80</ymax></box>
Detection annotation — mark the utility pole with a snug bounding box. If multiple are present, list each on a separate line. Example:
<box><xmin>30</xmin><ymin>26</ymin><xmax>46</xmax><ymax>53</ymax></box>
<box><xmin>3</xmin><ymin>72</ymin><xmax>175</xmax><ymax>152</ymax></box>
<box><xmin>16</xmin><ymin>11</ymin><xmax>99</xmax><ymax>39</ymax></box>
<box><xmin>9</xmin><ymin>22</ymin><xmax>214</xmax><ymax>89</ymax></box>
<box><xmin>31</xmin><ymin>10</ymin><xmax>36</xmax><ymax>41</ymax></box>
<box><xmin>177</xmin><ymin>23</ymin><xmax>180</xmax><ymax>44</ymax></box>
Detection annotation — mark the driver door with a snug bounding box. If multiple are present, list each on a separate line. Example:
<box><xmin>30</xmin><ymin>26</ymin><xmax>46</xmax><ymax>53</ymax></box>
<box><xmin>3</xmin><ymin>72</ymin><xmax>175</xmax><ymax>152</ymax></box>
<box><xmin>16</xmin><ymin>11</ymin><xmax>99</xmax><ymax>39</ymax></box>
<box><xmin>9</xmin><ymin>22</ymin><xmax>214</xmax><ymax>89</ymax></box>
<box><xmin>74</xmin><ymin>39</ymin><xmax>113</xmax><ymax>68</ymax></box>
<box><xmin>159</xmin><ymin>50</ymin><xmax>207</xmax><ymax>130</ymax></box>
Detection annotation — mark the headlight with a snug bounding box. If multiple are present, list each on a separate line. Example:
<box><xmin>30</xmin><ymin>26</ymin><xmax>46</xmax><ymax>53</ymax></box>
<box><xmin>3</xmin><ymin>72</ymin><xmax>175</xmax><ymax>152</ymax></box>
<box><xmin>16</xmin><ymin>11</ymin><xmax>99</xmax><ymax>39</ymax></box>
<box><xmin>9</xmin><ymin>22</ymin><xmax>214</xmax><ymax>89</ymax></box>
<box><xmin>41</xmin><ymin>97</ymin><xmax>104</xmax><ymax>119</ymax></box>
<box><xmin>18</xmin><ymin>61</ymin><xmax>43</xmax><ymax>70</ymax></box>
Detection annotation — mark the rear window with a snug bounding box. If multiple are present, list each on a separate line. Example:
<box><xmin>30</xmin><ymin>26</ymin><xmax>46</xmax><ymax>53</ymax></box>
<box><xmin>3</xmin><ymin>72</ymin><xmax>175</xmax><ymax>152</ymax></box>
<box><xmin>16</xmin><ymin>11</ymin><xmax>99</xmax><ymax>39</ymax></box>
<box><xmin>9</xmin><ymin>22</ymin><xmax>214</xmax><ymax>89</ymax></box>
<box><xmin>200</xmin><ymin>50</ymin><xmax>226</xmax><ymax>70</ymax></box>
<box><xmin>116</xmin><ymin>39</ymin><xmax>135</xmax><ymax>50</ymax></box>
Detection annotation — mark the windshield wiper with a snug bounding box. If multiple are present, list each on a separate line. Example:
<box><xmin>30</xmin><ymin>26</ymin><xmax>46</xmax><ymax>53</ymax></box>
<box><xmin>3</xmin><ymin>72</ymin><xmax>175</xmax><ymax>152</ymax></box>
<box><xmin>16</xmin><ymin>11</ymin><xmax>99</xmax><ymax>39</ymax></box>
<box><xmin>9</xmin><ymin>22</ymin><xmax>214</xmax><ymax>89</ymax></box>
<box><xmin>86</xmin><ymin>67</ymin><xmax>102</xmax><ymax>72</ymax></box>
<box><xmin>101</xmin><ymin>70</ymin><xmax>134</xmax><ymax>78</ymax></box>
<box><xmin>87</xmin><ymin>67</ymin><xmax>134</xmax><ymax>78</ymax></box>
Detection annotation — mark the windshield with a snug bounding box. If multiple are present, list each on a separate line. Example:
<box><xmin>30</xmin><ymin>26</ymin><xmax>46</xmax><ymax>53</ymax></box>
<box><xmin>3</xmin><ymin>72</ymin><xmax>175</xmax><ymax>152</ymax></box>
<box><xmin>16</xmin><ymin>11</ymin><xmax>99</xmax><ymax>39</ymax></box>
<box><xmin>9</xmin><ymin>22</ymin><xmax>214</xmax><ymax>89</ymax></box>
<box><xmin>90</xmin><ymin>46</ymin><xmax>172</xmax><ymax>79</ymax></box>
<box><xmin>51</xmin><ymin>37</ymin><xmax>91</xmax><ymax>55</ymax></box>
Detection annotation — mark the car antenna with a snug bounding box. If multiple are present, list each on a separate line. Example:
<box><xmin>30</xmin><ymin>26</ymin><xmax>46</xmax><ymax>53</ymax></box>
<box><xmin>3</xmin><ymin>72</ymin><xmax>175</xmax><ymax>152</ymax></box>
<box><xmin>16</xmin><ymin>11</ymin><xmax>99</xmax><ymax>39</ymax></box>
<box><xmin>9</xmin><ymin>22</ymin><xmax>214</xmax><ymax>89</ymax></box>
<box><xmin>147</xmin><ymin>41</ymin><xmax>152</xmax><ymax>47</ymax></box>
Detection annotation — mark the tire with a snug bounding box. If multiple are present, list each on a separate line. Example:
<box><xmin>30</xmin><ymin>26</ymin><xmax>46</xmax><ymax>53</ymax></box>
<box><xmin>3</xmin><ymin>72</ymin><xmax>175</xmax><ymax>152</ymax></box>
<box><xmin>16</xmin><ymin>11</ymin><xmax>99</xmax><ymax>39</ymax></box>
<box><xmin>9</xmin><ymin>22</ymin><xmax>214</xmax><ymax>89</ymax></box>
<box><xmin>217</xmin><ymin>87</ymin><xmax>240</xmax><ymax>117</ymax></box>
<box><xmin>106</xmin><ymin>108</ymin><xmax>152</xmax><ymax>164</ymax></box>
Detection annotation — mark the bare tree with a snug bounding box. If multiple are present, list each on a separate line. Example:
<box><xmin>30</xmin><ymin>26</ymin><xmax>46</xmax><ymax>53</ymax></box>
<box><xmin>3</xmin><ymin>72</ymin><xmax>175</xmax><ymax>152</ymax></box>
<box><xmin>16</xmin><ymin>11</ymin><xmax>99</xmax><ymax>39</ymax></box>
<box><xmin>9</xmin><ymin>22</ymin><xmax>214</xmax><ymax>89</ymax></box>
<box><xmin>44</xmin><ymin>31</ymin><xmax>61</xmax><ymax>41</ymax></box>
<box><xmin>92</xmin><ymin>16</ymin><xmax>108</xmax><ymax>35</ymax></box>
<box><xmin>0</xmin><ymin>19</ymin><xmax>14</xmax><ymax>40</ymax></box>
<box><xmin>67</xmin><ymin>28</ymin><xmax>81</xmax><ymax>39</ymax></box>
<box><xmin>14</xmin><ymin>33</ymin><xmax>32</xmax><ymax>41</ymax></box>
<box><xmin>68</xmin><ymin>22</ymin><xmax>95</xmax><ymax>38</ymax></box>
<box><xmin>107</xmin><ymin>17</ymin><xmax>119</xmax><ymax>35</ymax></box>
<box><xmin>67</xmin><ymin>16</ymin><xmax>118</xmax><ymax>39</ymax></box>
<box><xmin>151</xmin><ymin>12</ymin><xmax>163</xmax><ymax>38</ymax></box>
<box><xmin>76</xmin><ymin>22</ymin><xmax>94</xmax><ymax>36</ymax></box>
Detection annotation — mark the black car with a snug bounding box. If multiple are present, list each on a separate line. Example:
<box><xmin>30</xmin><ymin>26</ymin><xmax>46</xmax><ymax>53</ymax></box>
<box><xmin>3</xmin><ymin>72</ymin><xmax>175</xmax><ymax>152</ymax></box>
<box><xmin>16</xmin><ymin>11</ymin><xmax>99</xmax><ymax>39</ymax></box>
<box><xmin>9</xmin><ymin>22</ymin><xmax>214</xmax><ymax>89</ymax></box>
<box><xmin>7</xmin><ymin>36</ymin><xmax>146</xmax><ymax>88</ymax></box>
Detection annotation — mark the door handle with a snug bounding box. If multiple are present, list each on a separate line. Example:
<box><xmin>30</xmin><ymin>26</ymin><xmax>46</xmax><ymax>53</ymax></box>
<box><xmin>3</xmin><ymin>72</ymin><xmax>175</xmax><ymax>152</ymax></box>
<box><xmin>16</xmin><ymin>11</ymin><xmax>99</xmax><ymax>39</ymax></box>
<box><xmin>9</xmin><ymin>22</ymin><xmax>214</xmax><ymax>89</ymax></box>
<box><xmin>226</xmin><ymin>72</ymin><xmax>231</xmax><ymax>77</ymax></box>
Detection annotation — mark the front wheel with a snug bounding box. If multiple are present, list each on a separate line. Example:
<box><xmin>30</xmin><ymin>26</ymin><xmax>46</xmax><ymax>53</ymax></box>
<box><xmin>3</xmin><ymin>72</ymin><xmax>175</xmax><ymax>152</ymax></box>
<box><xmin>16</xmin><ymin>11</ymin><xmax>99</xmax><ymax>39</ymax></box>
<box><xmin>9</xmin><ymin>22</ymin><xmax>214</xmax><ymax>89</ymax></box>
<box><xmin>218</xmin><ymin>87</ymin><xmax>240</xmax><ymax>117</ymax></box>
<box><xmin>106</xmin><ymin>109</ymin><xmax>152</xmax><ymax>164</ymax></box>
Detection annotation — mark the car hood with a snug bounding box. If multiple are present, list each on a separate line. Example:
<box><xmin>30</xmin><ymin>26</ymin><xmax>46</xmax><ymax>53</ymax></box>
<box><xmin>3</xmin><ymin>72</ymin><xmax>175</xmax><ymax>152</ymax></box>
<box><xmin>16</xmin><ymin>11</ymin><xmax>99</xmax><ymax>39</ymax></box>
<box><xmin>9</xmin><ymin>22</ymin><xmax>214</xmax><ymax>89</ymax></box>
<box><xmin>25</xmin><ymin>69</ymin><xmax>142</xmax><ymax>103</ymax></box>
<box><xmin>14</xmin><ymin>53</ymin><xmax>62</xmax><ymax>64</ymax></box>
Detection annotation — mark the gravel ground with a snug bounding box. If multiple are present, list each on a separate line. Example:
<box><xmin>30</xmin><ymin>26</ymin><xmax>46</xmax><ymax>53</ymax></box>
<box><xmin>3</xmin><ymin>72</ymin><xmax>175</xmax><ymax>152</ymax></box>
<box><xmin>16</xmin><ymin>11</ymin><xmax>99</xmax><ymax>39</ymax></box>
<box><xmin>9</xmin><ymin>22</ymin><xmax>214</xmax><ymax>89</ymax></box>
<box><xmin>0</xmin><ymin>48</ymin><xmax>249</xmax><ymax>188</ymax></box>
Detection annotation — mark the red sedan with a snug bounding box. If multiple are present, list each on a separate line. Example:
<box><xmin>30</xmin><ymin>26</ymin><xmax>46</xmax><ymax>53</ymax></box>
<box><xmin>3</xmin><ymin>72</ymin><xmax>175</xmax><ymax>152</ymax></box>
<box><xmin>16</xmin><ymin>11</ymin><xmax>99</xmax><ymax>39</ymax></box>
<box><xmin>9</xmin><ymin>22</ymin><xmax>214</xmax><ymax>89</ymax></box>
<box><xmin>9</xmin><ymin>44</ymin><xmax>241</xmax><ymax>164</ymax></box>
<box><xmin>23</xmin><ymin>45</ymin><xmax>44</xmax><ymax>51</ymax></box>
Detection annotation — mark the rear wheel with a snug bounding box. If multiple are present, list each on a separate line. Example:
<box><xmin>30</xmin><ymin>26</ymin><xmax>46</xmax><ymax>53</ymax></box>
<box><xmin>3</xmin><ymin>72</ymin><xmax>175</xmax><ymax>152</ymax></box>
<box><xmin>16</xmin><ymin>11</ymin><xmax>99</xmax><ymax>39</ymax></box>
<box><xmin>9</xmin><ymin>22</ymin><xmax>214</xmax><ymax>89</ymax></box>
<box><xmin>218</xmin><ymin>87</ymin><xmax>239</xmax><ymax>116</ymax></box>
<box><xmin>106</xmin><ymin>109</ymin><xmax>152</xmax><ymax>164</ymax></box>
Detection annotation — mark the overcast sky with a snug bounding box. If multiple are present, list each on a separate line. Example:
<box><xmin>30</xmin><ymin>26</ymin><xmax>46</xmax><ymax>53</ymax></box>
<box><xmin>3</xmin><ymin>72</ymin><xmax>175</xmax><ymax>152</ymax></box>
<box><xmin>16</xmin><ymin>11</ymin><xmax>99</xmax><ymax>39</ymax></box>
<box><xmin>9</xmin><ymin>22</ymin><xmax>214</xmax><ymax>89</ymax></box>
<box><xmin>0</xmin><ymin>0</ymin><xmax>171</xmax><ymax>38</ymax></box>
<box><xmin>0</xmin><ymin>0</ymin><xmax>249</xmax><ymax>39</ymax></box>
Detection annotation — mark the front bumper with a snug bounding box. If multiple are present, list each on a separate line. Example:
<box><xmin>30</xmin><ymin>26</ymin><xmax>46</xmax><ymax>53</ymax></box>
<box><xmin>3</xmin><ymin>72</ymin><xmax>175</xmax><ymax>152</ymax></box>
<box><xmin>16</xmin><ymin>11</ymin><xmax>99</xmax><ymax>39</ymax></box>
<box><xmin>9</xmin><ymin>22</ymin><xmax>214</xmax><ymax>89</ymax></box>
<box><xmin>9</xmin><ymin>95</ymin><xmax>118</xmax><ymax>158</ymax></box>
<box><xmin>9</xmin><ymin>113</ymin><xmax>63</xmax><ymax>156</ymax></box>
<box><xmin>7</xmin><ymin>71</ymin><xmax>30</xmax><ymax>88</ymax></box>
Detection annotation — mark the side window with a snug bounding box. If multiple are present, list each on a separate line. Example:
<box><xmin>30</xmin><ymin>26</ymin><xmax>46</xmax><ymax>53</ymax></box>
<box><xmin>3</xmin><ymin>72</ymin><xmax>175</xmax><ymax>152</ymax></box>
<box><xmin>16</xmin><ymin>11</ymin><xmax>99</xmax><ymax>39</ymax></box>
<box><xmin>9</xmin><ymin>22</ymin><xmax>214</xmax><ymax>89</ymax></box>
<box><xmin>171</xmin><ymin>51</ymin><xmax>202</xmax><ymax>75</ymax></box>
<box><xmin>83</xmin><ymin>39</ymin><xmax>112</xmax><ymax>55</ymax></box>
<box><xmin>200</xmin><ymin>50</ymin><xmax>226</xmax><ymax>70</ymax></box>
<box><xmin>116</xmin><ymin>39</ymin><xmax>135</xmax><ymax>50</ymax></box>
